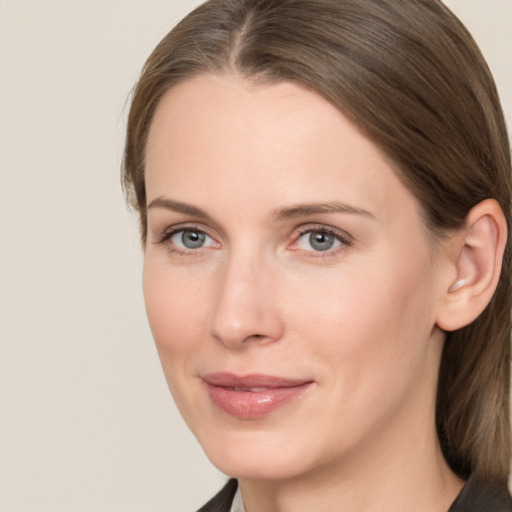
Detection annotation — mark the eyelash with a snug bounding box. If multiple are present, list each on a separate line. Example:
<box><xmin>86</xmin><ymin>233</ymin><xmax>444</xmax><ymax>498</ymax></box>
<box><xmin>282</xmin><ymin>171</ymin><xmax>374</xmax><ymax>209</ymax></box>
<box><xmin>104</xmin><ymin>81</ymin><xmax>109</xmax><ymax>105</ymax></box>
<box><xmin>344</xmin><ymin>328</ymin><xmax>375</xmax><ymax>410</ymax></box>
<box><xmin>290</xmin><ymin>225</ymin><xmax>352</xmax><ymax>259</ymax></box>
<box><xmin>154</xmin><ymin>223</ymin><xmax>352</xmax><ymax>259</ymax></box>
<box><xmin>155</xmin><ymin>223</ymin><xmax>218</xmax><ymax>256</ymax></box>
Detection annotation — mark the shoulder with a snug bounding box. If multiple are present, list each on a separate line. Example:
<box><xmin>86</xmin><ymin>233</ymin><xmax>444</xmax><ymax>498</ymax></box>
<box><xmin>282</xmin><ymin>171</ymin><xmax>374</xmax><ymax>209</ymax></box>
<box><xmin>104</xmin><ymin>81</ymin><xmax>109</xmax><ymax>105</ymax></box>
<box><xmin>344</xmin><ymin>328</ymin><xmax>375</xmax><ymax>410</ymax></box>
<box><xmin>196</xmin><ymin>479</ymin><xmax>238</xmax><ymax>512</ymax></box>
<box><xmin>449</xmin><ymin>474</ymin><xmax>512</xmax><ymax>512</ymax></box>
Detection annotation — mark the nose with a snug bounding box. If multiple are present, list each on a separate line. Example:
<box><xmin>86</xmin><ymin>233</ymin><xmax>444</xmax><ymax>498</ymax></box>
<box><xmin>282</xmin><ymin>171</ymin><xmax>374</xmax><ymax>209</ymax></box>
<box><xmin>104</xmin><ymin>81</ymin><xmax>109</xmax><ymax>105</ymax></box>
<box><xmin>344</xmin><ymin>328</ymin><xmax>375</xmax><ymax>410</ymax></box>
<box><xmin>209</xmin><ymin>251</ymin><xmax>285</xmax><ymax>348</ymax></box>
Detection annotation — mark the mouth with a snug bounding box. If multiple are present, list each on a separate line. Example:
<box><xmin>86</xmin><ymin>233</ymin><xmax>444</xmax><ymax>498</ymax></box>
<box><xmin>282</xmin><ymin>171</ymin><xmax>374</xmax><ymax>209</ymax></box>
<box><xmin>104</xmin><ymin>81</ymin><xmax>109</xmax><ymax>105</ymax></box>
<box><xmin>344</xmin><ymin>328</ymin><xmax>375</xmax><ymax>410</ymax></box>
<box><xmin>202</xmin><ymin>372</ymin><xmax>314</xmax><ymax>419</ymax></box>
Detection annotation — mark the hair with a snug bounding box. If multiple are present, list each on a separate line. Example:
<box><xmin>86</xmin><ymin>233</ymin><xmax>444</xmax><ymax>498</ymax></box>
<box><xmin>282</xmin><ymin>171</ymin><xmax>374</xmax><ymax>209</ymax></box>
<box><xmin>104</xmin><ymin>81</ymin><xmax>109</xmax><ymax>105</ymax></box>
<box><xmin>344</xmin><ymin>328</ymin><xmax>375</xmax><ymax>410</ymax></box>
<box><xmin>122</xmin><ymin>0</ymin><xmax>511</xmax><ymax>481</ymax></box>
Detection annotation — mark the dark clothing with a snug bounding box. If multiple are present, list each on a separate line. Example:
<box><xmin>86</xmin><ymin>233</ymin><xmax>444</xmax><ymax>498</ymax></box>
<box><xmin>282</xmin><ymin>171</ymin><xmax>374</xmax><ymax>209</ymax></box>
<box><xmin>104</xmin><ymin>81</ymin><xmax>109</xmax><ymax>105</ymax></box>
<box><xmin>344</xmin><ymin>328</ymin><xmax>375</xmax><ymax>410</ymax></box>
<box><xmin>197</xmin><ymin>474</ymin><xmax>512</xmax><ymax>512</ymax></box>
<box><xmin>448</xmin><ymin>475</ymin><xmax>512</xmax><ymax>512</ymax></box>
<box><xmin>197</xmin><ymin>479</ymin><xmax>237</xmax><ymax>512</ymax></box>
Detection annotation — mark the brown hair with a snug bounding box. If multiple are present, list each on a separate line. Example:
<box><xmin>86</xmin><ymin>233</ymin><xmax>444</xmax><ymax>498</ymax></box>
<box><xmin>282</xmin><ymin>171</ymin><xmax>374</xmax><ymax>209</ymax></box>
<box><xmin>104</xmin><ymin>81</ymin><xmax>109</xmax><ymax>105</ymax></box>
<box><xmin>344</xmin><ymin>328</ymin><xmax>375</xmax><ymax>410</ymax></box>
<box><xmin>123</xmin><ymin>0</ymin><xmax>511</xmax><ymax>480</ymax></box>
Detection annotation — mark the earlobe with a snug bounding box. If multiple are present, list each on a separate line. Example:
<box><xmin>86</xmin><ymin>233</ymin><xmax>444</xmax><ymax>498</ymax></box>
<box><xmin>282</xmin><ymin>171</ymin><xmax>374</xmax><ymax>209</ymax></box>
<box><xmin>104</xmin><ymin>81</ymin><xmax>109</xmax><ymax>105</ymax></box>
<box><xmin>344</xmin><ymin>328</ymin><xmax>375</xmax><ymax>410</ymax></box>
<box><xmin>436</xmin><ymin>199</ymin><xmax>507</xmax><ymax>332</ymax></box>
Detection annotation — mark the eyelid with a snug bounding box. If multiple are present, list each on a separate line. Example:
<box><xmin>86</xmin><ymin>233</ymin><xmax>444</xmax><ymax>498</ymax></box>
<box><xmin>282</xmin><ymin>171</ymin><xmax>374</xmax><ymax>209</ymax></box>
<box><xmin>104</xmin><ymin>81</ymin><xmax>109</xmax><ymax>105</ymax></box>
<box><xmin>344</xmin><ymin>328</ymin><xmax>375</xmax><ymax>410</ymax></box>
<box><xmin>153</xmin><ymin>222</ymin><xmax>221</xmax><ymax>250</ymax></box>
<box><xmin>151</xmin><ymin>221</ymin><xmax>352</xmax><ymax>258</ymax></box>
<box><xmin>288</xmin><ymin>224</ymin><xmax>353</xmax><ymax>257</ymax></box>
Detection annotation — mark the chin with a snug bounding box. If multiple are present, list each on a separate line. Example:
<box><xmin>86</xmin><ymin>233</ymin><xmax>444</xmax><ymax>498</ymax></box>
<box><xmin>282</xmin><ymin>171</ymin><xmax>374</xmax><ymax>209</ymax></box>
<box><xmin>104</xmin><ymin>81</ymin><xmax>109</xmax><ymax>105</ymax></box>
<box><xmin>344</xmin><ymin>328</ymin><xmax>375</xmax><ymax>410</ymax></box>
<box><xmin>210</xmin><ymin>451</ymin><xmax>307</xmax><ymax>482</ymax></box>
<box><xmin>193</xmin><ymin>425</ymin><xmax>329</xmax><ymax>482</ymax></box>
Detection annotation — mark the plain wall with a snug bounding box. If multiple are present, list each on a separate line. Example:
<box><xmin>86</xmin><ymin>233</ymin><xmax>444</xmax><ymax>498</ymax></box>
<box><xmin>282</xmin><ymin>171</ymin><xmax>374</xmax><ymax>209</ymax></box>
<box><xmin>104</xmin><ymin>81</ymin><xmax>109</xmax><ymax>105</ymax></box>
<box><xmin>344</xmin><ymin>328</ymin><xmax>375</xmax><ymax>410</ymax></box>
<box><xmin>0</xmin><ymin>1</ymin><xmax>510</xmax><ymax>511</ymax></box>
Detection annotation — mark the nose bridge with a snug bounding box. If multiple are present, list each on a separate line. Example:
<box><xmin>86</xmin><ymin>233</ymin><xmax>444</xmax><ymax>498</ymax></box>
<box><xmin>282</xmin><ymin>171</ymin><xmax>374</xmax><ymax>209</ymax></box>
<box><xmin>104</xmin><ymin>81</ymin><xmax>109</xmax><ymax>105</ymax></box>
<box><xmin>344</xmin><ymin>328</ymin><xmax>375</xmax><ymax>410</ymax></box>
<box><xmin>209</xmin><ymin>243</ymin><xmax>283</xmax><ymax>348</ymax></box>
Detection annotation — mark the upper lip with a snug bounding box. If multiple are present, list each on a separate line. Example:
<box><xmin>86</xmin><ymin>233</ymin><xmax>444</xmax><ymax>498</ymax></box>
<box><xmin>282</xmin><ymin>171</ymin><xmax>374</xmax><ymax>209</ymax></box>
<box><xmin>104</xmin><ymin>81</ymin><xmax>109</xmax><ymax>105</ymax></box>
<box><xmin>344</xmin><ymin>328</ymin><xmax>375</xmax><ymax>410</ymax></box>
<box><xmin>203</xmin><ymin>372</ymin><xmax>313</xmax><ymax>389</ymax></box>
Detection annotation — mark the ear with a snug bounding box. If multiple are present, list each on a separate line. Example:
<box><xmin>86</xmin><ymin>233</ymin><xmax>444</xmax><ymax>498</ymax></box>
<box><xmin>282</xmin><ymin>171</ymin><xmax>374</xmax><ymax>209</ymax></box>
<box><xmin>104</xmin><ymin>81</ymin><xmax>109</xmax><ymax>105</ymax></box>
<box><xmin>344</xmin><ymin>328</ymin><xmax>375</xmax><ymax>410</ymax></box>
<box><xmin>436</xmin><ymin>199</ymin><xmax>507</xmax><ymax>332</ymax></box>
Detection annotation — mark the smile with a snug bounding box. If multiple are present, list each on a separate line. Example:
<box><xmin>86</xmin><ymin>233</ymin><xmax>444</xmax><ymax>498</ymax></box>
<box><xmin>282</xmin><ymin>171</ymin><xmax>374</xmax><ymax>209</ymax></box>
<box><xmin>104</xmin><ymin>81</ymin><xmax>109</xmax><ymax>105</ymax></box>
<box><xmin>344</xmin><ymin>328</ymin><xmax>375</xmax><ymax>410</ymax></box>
<box><xmin>203</xmin><ymin>373</ymin><xmax>314</xmax><ymax>419</ymax></box>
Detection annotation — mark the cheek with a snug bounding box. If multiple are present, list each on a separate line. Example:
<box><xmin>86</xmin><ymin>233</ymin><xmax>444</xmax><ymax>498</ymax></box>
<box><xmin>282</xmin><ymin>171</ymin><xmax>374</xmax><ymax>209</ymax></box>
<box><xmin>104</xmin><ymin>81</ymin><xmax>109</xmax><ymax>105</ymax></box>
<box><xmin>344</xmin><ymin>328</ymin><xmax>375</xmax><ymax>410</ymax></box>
<box><xmin>288</xmin><ymin>254</ymin><xmax>438</xmax><ymax>390</ymax></box>
<box><xmin>142</xmin><ymin>259</ymin><xmax>209</xmax><ymax>359</ymax></box>
<box><xmin>142</xmin><ymin>259</ymin><xmax>215</xmax><ymax>421</ymax></box>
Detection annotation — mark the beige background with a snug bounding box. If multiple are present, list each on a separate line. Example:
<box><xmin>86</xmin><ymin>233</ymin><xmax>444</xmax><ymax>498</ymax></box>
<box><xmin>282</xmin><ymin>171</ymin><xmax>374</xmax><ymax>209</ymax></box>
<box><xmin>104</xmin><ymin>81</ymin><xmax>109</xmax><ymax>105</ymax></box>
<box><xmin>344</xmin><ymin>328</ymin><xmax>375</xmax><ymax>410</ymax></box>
<box><xmin>0</xmin><ymin>1</ymin><xmax>510</xmax><ymax>511</ymax></box>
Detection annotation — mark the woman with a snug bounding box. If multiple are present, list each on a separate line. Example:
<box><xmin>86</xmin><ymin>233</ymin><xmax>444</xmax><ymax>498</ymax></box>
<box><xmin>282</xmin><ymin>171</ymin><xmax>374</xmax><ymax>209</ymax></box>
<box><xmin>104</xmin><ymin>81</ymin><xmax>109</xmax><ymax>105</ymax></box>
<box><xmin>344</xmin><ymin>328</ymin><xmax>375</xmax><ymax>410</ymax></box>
<box><xmin>123</xmin><ymin>0</ymin><xmax>512</xmax><ymax>510</ymax></box>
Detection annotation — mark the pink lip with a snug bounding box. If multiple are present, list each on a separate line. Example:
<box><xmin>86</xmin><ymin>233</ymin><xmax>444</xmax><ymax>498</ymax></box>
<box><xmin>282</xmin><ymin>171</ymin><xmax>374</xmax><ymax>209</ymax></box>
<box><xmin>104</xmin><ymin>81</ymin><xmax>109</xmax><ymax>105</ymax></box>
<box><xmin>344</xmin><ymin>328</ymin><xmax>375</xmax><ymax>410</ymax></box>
<box><xmin>203</xmin><ymin>372</ymin><xmax>314</xmax><ymax>419</ymax></box>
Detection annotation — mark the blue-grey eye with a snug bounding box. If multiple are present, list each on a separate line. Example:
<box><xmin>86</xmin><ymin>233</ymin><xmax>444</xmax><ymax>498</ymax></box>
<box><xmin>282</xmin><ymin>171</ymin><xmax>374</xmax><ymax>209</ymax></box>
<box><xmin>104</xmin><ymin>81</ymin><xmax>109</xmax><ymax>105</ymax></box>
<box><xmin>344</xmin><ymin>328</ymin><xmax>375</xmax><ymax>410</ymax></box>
<box><xmin>171</xmin><ymin>229</ymin><xmax>212</xmax><ymax>249</ymax></box>
<box><xmin>297</xmin><ymin>230</ymin><xmax>342</xmax><ymax>252</ymax></box>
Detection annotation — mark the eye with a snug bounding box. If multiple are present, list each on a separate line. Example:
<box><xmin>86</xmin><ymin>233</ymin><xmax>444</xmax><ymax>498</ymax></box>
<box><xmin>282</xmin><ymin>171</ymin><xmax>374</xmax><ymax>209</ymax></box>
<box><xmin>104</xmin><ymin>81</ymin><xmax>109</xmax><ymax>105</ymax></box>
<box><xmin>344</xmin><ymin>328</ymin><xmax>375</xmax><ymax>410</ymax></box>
<box><xmin>169</xmin><ymin>229</ymin><xmax>215</xmax><ymax>250</ymax></box>
<box><xmin>295</xmin><ymin>228</ymin><xmax>347</xmax><ymax>253</ymax></box>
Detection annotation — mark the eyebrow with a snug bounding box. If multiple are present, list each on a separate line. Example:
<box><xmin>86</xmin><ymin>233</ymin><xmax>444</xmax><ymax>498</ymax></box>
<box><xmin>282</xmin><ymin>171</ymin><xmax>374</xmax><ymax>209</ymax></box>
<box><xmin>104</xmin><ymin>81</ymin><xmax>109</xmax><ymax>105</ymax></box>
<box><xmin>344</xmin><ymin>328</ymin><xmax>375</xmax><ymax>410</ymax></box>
<box><xmin>271</xmin><ymin>201</ymin><xmax>374</xmax><ymax>221</ymax></box>
<box><xmin>147</xmin><ymin>197</ymin><xmax>374</xmax><ymax>221</ymax></box>
<box><xmin>147</xmin><ymin>197</ymin><xmax>212</xmax><ymax>219</ymax></box>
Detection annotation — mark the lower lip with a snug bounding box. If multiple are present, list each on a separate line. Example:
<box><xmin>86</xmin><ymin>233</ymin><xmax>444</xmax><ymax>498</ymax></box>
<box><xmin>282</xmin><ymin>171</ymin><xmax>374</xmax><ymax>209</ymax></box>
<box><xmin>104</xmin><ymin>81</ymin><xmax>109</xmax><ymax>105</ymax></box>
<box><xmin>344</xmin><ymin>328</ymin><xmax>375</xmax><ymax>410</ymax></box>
<box><xmin>205</xmin><ymin>382</ymin><xmax>313</xmax><ymax>419</ymax></box>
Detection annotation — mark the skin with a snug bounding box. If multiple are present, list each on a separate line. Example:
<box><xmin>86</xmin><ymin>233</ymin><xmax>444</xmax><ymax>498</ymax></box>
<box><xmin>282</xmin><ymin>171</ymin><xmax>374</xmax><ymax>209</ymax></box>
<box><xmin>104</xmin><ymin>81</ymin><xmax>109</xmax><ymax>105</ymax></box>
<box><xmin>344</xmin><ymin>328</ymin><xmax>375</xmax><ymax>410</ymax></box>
<box><xmin>143</xmin><ymin>74</ymin><xmax>464</xmax><ymax>512</ymax></box>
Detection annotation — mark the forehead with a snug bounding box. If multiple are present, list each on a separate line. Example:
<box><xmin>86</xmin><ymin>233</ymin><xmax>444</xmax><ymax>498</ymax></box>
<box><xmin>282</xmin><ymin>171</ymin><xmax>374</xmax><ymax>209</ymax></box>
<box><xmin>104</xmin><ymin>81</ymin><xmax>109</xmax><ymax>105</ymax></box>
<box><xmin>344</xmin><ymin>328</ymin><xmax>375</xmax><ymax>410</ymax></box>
<box><xmin>146</xmin><ymin>75</ymin><xmax>357</xmax><ymax>172</ymax></box>
<box><xmin>144</xmin><ymin>73</ymin><xmax>420</xmax><ymax>226</ymax></box>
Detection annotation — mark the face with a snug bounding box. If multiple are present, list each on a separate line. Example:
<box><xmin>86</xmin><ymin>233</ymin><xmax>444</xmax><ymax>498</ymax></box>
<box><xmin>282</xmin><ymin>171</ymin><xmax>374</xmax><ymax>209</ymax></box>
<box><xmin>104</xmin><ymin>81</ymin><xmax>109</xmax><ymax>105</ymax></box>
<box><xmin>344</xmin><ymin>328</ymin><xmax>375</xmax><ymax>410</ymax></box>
<box><xmin>143</xmin><ymin>74</ymin><xmax>448</xmax><ymax>482</ymax></box>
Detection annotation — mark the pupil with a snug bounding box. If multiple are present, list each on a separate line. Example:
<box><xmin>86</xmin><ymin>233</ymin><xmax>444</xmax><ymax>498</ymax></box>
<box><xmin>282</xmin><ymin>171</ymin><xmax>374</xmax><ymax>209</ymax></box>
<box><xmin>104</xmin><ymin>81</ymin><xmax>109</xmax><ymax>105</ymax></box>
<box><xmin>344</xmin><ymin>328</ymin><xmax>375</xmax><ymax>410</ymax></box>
<box><xmin>310</xmin><ymin>231</ymin><xmax>334</xmax><ymax>251</ymax></box>
<box><xmin>182</xmin><ymin>230</ymin><xmax>205</xmax><ymax>249</ymax></box>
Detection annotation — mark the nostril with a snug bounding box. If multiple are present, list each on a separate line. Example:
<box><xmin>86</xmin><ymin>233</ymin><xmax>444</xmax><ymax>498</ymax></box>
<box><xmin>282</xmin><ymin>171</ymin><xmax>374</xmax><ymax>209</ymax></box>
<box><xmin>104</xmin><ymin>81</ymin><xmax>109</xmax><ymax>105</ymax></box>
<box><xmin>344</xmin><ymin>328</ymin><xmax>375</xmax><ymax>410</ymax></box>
<box><xmin>246</xmin><ymin>333</ymin><xmax>265</xmax><ymax>340</ymax></box>
<box><xmin>239</xmin><ymin>333</ymin><xmax>277</xmax><ymax>346</ymax></box>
